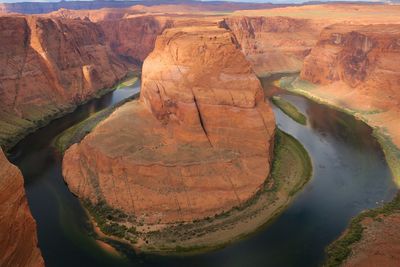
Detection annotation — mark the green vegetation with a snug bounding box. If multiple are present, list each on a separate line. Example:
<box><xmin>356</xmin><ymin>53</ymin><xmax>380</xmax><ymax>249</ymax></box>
<box><xmin>272</xmin><ymin>96</ymin><xmax>307</xmax><ymax>125</ymax></box>
<box><xmin>79</xmin><ymin>128</ymin><xmax>312</xmax><ymax>255</ymax></box>
<box><xmin>53</xmin><ymin>91</ymin><xmax>139</xmax><ymax>153</ymax></box>
<box><xmin>138</xmin><ymin>129</ymin><xmax>312</xmax><ymax>255</ymax></box>
<box><xmin>324</xmin><ymin>193</ymin><xmax>400</xmax><ymax>267</ymax></box>
<box><xmin>373</xmin><ymin>130</ymin><xmax>400</xmax><ymax>187</ymax></box>
<box><xmin>1</xmin><ymin>75</ymin><xmax>139</xmax><ymax>152</ymax></box>
<box><xmin>115</xmin><ymin>77</ymin><xmax>138</xmax><ymax>90</ymax></box>
<box><xmin>269</xmin><ymin>129</ymin><xmax>312</xmax><ymax>196</ymax></box>
<box><xmin>83</xmin><ymin>200</ymin><xmax>136</xmax><ymax>240</ymax></box>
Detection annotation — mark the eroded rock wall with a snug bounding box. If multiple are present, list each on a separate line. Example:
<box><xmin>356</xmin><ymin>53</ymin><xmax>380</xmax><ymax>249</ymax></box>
<box><xmin>0</xmin><ymin>148</ymin><xmax>44</xmax><ymax>267</ymax></box>
<box><xmin>301</xmin><ymin>24</ymin><xmax>400</xmax><ymax>92</ymax></box>
<box><xmin>0</xmin><ymin>15</ymin><xmax>128</xmax><ymax>149</ymax></box>
<box><xmin>221</xmin><ymin>16</ymin><xmax>321</xmax><ymax>76</ymax></box>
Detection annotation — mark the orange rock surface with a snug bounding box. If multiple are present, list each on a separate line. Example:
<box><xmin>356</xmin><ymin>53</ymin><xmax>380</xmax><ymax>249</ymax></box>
<box><xmin>62</xmin><ymin>26</ymin><xmax>275</xmax><ymax>225</ymax></box>
<box><xmin>343</xmin><ymin>213</ymin><xmax>400</xmax><ymax>267</ymax></box>
<box><xmin>300</xmin><ymin>24</ymin><xmax>400</xmax><ymax>148</ymax></box>
<box><xmin>228</xmin><ymin>4</ymin><xmax>400</xmax><ymax>76</ymax></box>
<box><xmin>0</xmin><ymin>15</ymin><xmax>128</xmax><ymax>149</ymax></box>
<box><xmin>221</xmin><ymin>16</ymin><xmax>321</xmax><ymax>76</ymax></box>
<box><xmin>0</xmin><ymin>148</ymin><xmax>44</xmax><ymax>267</ymax></box>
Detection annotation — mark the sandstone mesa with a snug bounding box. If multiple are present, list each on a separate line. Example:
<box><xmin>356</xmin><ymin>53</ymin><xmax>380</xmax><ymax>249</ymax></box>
<box><xmin>62</xmin><ymin>26</ymin><xmax>275</xmax><ymax>225</ymax></box>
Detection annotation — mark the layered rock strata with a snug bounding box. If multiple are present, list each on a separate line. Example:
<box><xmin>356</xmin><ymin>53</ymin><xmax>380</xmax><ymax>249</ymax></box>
<box><xmin>280</xmin><ymin>24</ymin><xmax>400</xmax><ymax>265</ymax></box>
<box><xmin>0</xmin><ymin>148</ymin><xmax>44</xmax><ymax>267</ymax></box>
<box><xmin>300</xmin><ymin>24</ymin><xmax>400</xmax><ymax>150</ymax></box>
<box><xmin>63</xmin><ymin>26</ymin><xmax>275</xmax><ymax>225</ymax></box>
<box><xmin>221</xmin><ymin>16</ymin><xmax>321</xmax><ymax>76</ymax></box>
<box><xmin>0</xmin><ymin>15</ymin><xmax>128</xmax><ymax>149</ymax></box>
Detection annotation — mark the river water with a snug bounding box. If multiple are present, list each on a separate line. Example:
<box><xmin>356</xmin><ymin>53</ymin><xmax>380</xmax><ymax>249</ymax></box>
<box><xmin>7</xmin><ymin>76</ymin><xmax>397</xmax><ymax>266</ymax></box>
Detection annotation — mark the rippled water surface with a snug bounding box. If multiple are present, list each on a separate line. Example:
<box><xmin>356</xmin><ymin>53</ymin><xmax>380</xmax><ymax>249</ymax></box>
<box><xmin>8</xmin><ymin>76</ymin><xmax>397</xmax><ymax>266</ymax></box>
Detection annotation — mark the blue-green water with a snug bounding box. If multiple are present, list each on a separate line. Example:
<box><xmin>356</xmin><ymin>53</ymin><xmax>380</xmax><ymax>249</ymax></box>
<box><xmin>7</xmin><ymin>76</ymin><xmax>397</xmax><ymax>266</ymax></box>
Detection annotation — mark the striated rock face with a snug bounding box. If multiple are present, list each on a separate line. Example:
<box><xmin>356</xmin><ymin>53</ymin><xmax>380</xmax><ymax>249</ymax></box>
<box><xmin>47</xmin><ymin>9</ymin><xmax>222</xmax><ymax>64</ymax></box>
<box><xmin>0</xmin><ymin>148</ymin><xmax>44</xmax><ymax>267</ymax></box>
<box><xmin>301</xmin><ymin>24</ymin><xmax>400</xmax><ymax>88</ymax></box>
<box><xmin>221</xmin><ymin>16</ymin><xmax>321</xmax><ymax>76</ymax></box>
<box><xmin>0</xmin><ymin>15</ymin><xmax>128</xmax><ymax>149</ymax></box>
<box><xmin>99</xmin><ymin>15</ymin><xmax>174</xmax><ymax>63</ymax></box>
<box><xmin>300</xmin><ymin>24</ymin><xmax>400</xmax><ymax>146</ymax></box>
<box><xmin>343</xmin><ymin>212</ymin><xmax>400</xmax><ymax>267</ymax></box>
<box><xmin>63</xmin><ymin>26</ymin><xmax>275</xmax><ymax>225</ymax></box>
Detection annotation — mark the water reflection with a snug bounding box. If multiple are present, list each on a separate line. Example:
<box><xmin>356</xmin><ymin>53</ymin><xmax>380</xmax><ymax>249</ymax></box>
<box><xmin>6</xmin><ymin>75</ymin><xmax>397</xmax><ymax>267</ymax></box>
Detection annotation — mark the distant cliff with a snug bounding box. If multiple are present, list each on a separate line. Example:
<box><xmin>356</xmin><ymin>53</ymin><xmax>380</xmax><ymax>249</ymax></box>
<box><xmin>0</xmin><ymin>1</ymin><xmax>282</xmax><ymax>15</ymax></box>
<box><xmin>0</xmin><ymin>1</ymin><xmax>139</xmax><ymax>14</ymax></box>
<box><xmin>221</xmin><ymin>16</ymin><xmax>322</xmax><ymax>76</ymax></box>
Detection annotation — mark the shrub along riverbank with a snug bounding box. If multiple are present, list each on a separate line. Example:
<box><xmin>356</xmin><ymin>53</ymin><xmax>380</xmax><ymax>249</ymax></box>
<box><xmin>81</xmin><ymin>129</ymin><xmax>313</xmax><ymax>255</ymax></box>
<box><xmin>271</xmin><ymin>96</ymin><xmax>307</xmax><ymax>125</ymax></box>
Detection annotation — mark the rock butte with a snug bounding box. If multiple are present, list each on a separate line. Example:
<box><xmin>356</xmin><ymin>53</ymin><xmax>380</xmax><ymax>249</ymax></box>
<box><xmin>62</xmin><ymin>26</ymin><xmax>275</xmax><ymax>224</ymax></box>
<box><xmin>0</xmin><ymin>148</ymin><xmax>44</xmax><ymax>267</ymax></box>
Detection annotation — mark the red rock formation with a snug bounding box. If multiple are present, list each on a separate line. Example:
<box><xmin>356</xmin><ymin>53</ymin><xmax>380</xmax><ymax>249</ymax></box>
<box><xmin>63</xmin><ymin>26</ymin><xmax>275</xmax><ymax>225</ymax></box>
<box><xmin>0</xmin><ymin>15</ymin><xmax>128</xmax><ymax>149</ymax></box>
<box><xmin>221</xmin><ymin>16</ymin><xmax>321</xmax><ymax>76</ymax></box>
<box><xmin>0</xmin><ymin>148</ymin><xmax>44</xmax><ymax>267</ymax></box>
<box><xmin>99</xmin><ymin>15</ymin><xmax>174</xmax><ymax>63</ymax></box>
<box><xmin>299</xmin><ymin>24</ymin><xmax>400</xmax><ymax>148</ymax></box>
<box><xmin>302</xmin><ymin>24</ymin><xmax>400</xmax><ymax>89</ymax></box>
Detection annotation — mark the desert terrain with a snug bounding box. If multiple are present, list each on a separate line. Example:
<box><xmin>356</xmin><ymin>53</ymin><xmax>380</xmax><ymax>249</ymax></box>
<box><xmin>0</xmin><ymin>1</ymin><xmax>399</xmax><ymax>266</ymax></box>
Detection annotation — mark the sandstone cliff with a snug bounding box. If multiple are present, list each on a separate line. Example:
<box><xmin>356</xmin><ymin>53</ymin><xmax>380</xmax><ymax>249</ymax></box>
<box><xmin>0</xmin><ymin>148</ymin><xmax>44</xmax><ymax>267</ymax></box>
<box><xmin>300</xmin><ymin>24</ymin><xmax>400</xmax><ymax>148</ymax></box>
<box><xmin>221</xmin><ymin>16</ymin><xmax>322</xmax><ymax>76</ymax></box>
<box><xmin>63</xmin><ymin>26</ymin><xmax>275</xmax><ymax>226</ymax></box>
<box><xmin>99</xmin><ymin>15</ymin><xmax>174</xmax><ymax>63</ymax></box>
<box><xmin>0</xmin><ymin>15</ymin><xmax>128</xmax><ymax>150</ymax></box>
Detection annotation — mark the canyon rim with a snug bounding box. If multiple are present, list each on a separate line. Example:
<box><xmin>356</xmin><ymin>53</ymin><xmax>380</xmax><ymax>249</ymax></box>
<box><xmin>0</xmin><ymin>1</ymin><xmax>400</xmax><ymax>267</ymax></box>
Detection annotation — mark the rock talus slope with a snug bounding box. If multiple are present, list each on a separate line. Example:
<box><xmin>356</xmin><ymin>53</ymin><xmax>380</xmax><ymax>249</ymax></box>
<box><xmin>63</xmin><ymin>26</ymin><xmax>275</xmax><ymax>225</ymax></box>
<box><xmin>0</xmin><ymin>148</ymin><xmax>44</xmax><ymax>267</ymax></box>
<box><xmin>0</xmin><ymin>15</ymin><xmax>128</xmax><ymax>149</ymax></box>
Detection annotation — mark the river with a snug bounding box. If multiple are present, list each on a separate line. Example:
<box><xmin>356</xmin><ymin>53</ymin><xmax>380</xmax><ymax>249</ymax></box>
<box><xmin>7</xmin><ymin>76</ymin><xmax>397</xmax><ymax>267</ymax></box>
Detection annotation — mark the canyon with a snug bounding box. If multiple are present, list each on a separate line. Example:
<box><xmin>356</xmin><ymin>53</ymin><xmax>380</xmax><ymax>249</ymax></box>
<box><xmin>282</xmin><ymin>23</ymin><xmax>400</xmax><ymax>184</ymax></box>
<box><xmin>0</xmin><ymin>2</ymin><xmax>400</xmax><ymax>266</ymax></box>
<box><xmin>0</xmin><ymin>148</ymin><xmax>44</xmax><ymax>267</ymax></box>
<box><xmin>278</xmin><ymin>21</ymin><xmax>400</xmax><ymax>267</ymax></box>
